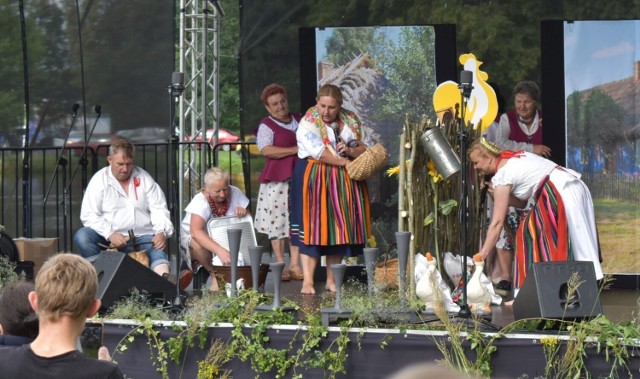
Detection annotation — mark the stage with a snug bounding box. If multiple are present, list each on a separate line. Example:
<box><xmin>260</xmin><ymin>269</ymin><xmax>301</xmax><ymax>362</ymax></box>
<box><xmin>100</xmin><ymin>255</ymin><xmax>640</xmax><ymax>378</ymax></box>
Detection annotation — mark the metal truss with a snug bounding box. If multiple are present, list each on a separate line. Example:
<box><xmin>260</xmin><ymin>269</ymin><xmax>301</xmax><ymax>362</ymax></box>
<box><xmin>178</xmin><ymin>0</ymin><xmax>222</xmax><ymax>214</ymax></box>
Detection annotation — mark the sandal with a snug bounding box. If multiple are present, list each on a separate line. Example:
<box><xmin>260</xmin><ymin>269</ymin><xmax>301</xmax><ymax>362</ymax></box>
<box><xmin>289</xmin><ymin>265</ymin><xmax>304</xmax><ymax>280</ymax></box>
<box><xmin>281</xmin><ymin>268</ymin><xmax>291</xmax><ymax>282</ymax></box>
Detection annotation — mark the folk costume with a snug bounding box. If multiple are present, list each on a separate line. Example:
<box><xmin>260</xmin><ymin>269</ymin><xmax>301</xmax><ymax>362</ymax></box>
<box><xmin>290</xmin><ymin>106</ymin><xmax>372</xmax><ymax>257</ymax></box>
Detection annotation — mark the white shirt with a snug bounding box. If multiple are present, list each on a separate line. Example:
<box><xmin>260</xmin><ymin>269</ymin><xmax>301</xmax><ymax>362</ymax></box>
<box><xmin>180</xmin><ymin>185</ymin><xmax>249</xmax><ymax>236</ymax></box>
<box><xmin>79</xmin><ymin>166</ymin><xmax>174</xmax><ymax>239</ymax></box>
<box><xmin>296</xmin><ymin>121</ymin><xmax>372</xmax><ymax>160</ymax></box>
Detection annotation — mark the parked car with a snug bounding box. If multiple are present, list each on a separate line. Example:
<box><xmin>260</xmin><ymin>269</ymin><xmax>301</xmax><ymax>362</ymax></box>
<box><xmin>61</xmin><ymin>130</ymin><xmax>115</xmax><ymax>156</ymax></box>
<box><xmin>116</xmin><ymin>127</ymin><xmax>170</xmax><ymax>144</ymax></box>
<box><xmin>185</xmin><ymin>128</ymin><xmax>240</xmax><ymax>151</ymax></box>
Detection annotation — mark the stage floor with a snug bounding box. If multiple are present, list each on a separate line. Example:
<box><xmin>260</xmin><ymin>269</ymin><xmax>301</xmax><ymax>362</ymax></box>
<box><xmin>186</xmin><ymin>253</ymin><xmax>639</xmax><ymax>328</ymax></box>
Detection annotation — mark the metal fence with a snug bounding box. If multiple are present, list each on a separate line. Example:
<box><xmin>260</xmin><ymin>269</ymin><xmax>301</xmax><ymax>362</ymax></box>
<box><xmin>582</xmin><ymin>172</ymin><xmax>640</xmax><ymax>203</ymax></box>
<box><xmin>0</xmin><ymin>141</ymin><xmax>260</xmax><ymax>257</ymax></box>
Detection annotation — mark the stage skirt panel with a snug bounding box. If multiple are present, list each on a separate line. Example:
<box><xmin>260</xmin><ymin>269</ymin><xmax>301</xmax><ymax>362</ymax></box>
<box><xmin>290</xmin><ymin>158</ymin><xmax>370</xmax><ymax>257</ymax></box>
<box><xmin>514</xmin><ymin>177</ymin><xmax>572</xmax><ymax>288</ymax></box>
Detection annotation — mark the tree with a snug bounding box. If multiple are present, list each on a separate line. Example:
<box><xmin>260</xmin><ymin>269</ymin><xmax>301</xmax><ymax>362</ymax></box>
<box><xmin>583</xmin><ymin>89</ymin><xmax>628</xmax><ymax>173</ymax></box>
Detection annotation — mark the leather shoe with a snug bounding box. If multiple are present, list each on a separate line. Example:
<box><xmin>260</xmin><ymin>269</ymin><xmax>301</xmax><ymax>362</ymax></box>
<box><xmin>289</xmin><ymin>265</ymin><xmax>304</xmax><ymax>281</ymax></box>
<box><xmin>179</xmin><ymin>269</ymin><xmax>193</xmax><ymax>290</ymax></box>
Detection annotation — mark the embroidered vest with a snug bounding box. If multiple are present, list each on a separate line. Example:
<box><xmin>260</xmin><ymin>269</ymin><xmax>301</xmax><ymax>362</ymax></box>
<box><xmin>258</xmin><ymin>114</ymin><xmax>300</xmax><ymax>183</ymax></box>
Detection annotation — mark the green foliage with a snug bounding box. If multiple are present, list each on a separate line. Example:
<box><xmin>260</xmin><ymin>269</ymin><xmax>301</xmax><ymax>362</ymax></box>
<box><xmin>0</xmin><ymin>255</ymin><xmax>19</xmax><ymax>292</ymax></box>
<box><xmin>109</xmin><ymin>288</ymin><xmax>354</xmax><ymax>379</ymax></box>
<box><xmin>104</xmin><ymin>288</ymin><xmax>173</xmax><ymax>322</ymax></box>
<box><xmin>371</xmin><ymin>26</ymin><xmax>438</xmax><ymax>122</ymax></box>
<box><xmin>104</xmin><ymin>274</ymin><xmax>639</xmax><ymax>379</ymax></box>
<box><xmin>325</xmin><ymin>28</ymin><xmax>377</xmax><ymax>66</ymax></box>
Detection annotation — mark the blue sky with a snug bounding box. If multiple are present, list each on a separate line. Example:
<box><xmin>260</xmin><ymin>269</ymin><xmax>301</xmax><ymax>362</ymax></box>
<box><xmin>315</xmin><ymin>26</ymin><xmax>403</xmax><ymax>62</ymax></box>
<box><xmin>564</xmin><ymin>20</ymin><xmax>640</xmax><ymax>94</ymax></box>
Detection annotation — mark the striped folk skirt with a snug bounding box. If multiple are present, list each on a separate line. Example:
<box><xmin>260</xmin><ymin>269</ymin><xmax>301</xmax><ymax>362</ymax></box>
<box><xmin>290</xmin><ymin>158</ymin><xmax>371</xmax><ymax>257</ymax></box>
<box><xmin>514</xmin><ymin>177</ymin><xmax>572</xmax><ymax>288</ymax></box>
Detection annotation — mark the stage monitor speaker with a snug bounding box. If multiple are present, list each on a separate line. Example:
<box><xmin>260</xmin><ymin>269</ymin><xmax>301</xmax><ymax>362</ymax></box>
<box><xmin>513</xmin><ymin>261</ymin><xmax>602</xmax><ymax>321</ymax></box>
<box><xmin>93</xmin><ymin>252</ymin><xmax>178</xmax><ymax>311</ymax></box>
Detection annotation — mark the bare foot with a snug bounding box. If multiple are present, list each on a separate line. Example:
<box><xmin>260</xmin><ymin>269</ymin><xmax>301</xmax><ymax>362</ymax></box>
<box><xmin>301</xmin><ymin>281</ymin><xmax>316</xmax><ymax>295</ymax></box>
<box><xmin>503</xmin><ymin>299</ymin><xmax>514</xmax><ymax>306</ymax></box>
<box><xmin>325</xmin><ymin>281</ymin><xmax>336</xmax><ymax>293</ymax></box>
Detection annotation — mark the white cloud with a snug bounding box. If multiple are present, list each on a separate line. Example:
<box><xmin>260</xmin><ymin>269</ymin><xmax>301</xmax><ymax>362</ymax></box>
<box><xmin>592</xmin><ymin>41</ymin><xmax>634</xmax><ymax>58</ymax></box>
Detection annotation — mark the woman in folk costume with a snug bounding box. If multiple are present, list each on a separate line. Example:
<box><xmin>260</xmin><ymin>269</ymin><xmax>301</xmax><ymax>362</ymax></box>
<box><xmin>254</xmin><ymin>83</ymin><xmax>303</xmax><ymax>281</ymax></box>
<box><xmin>290</xmin><ymin>84</ymin><xmax>373</xmax><ymax>295</ymax></box>
<box><xmin>469</xmin><ymin>137</ymin><xmax>603</xmax><ymax>294</ymax></box>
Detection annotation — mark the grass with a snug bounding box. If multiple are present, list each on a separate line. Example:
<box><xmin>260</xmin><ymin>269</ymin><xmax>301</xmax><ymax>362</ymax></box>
<box><xmin>594</xmin><ymin>198</ymin><xmax>639</xmax><ymax>273</ymax></box>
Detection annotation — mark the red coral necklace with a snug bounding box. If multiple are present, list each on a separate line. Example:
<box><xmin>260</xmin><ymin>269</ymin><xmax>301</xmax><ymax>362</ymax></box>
<box><xmin>206</xmin><ymin>192</ymin><xmax>229</xmax><ymax>217</ymax></box>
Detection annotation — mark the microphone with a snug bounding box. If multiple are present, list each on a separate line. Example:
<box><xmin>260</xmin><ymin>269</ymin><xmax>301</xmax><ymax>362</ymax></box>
<box><xmin>459</xmin><ymin>70</ymin><xmax>474</xmax><ymax>98</ymax></box>
<box><xmin>331</xmin><ymin>122</ymin><xmax>346</xmax><ymax>157</ymax></box>
<box><xmin>72</xmin><ymin>103</ymin><xmax>80</xmax><ymax>115</ymax></box>
<box><xmin>170</xmin><ymin>72</ymin><xmax>184</xmax><ymax>97</ymax></box>
<box><xmin>94</xmin><ymin>104</ymin><xmax>101</xmax><ymax>115</ymax></box>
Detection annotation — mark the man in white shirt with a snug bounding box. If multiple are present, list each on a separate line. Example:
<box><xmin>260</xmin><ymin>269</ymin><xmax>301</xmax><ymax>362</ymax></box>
<box><xmin>74</xmin><ymin>138</ymin><xmax>176</xmax><ymax>281</ymax></box>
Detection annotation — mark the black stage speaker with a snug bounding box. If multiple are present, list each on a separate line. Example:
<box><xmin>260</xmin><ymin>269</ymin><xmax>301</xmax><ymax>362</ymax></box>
<box><xmin>93</xmin><ymin>252</ymin><xmax>178</xmax><ymax>311</ymax></box>
<box><xmin>513</xmin><ymin>261</ymin><xmax>602</xmax><ymax>321</ymax></box>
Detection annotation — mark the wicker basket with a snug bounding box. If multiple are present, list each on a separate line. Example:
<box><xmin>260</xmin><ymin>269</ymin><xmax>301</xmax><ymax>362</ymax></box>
<box><xmin>375</xmin><ymin>257</ymin><xmax>399</xmax><ymax>288</ymax></box>
<box><xmin>346</xmin><ymin>143</ymin><xmax>388</xmax><ymax>181</ymax></box>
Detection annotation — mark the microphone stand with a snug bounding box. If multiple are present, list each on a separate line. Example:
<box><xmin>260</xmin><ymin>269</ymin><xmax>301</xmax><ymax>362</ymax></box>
<box><xmin>43</xmin><ymin>104</ymin><xmax>80</xmax><ymax>251</ymax></box>
<box><xmin>63</xmin><ymin>105</ymin><xmax>102</xmax><ymax>251</ymax></box>
<box><xmin>456</xmin><ymin>78</ymin><xmax>472</xmax><ymax>319</ymax></box>
<box><xmin>167</xmin><ymin>73</ymin><xmax>184</xmax><ymax>307</ymax></box>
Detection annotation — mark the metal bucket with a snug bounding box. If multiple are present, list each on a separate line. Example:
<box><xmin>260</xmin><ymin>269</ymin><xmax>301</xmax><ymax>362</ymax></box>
<box><xmin>419</xmin><ymin>127</ymin><xmax>461</xmax><ymax>179</ymax></box>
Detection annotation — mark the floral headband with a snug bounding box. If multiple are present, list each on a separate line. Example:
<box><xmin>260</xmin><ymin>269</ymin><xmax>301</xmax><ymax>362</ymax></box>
<box><xmin>480</xmin><ymin>137</ymin><xmax>502</xmax><ymax>155</ymax></box>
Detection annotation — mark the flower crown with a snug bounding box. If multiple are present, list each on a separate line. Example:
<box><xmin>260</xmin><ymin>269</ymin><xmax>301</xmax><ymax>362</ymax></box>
<box><xmin>480</xmin><ymin>137</ymin><xmax>502</xmax><ymax>155</ymax></box>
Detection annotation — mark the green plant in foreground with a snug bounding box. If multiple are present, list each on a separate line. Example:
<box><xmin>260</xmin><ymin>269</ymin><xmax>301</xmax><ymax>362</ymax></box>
<box><xmin>104</xmin><ymin>273</ymin><xmax>638</xmax><ymax>379</ymax></box>
<box><xmin>0</xmin><ymin>255</ymin><xmax>20</xmax><ymax>292</ymax></box>
<box><xmin>107</xmin><ymin>288</ymin><xmax>353</xmax><ymax>379</ymax></box>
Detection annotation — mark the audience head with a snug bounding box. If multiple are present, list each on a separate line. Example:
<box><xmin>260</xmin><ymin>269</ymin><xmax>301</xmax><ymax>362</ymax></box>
<box><xmin>31</xmin><ymin>253</ymin><xmax>100</xmax><ymax>322</ymax></box>
<box><xmin>386</xmin><ymin>363</ymin><xmax>474</xmax><ymax>379</ymax></box>
<box><xmin>0</xmin><ymin>281</ymin><xmax>39</xmax><ymax>338</ymax></box>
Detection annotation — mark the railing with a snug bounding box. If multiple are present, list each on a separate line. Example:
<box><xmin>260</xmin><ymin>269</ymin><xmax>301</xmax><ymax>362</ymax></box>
<box><xmin>0</xmin><ymin>140</ymin><xmax>261</xmax><ymax>256</ymax></box>
<box><xmin>582</xmin><ymin>172</ymin><xmax>640</xmax><ymax>203</ymax></box>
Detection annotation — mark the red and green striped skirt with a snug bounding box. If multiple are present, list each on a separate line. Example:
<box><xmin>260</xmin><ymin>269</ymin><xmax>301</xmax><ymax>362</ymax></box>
<box><xmin>514</xmin><ymin>177</ymin><xmax>573</xmax><ymax>288</ymax></box>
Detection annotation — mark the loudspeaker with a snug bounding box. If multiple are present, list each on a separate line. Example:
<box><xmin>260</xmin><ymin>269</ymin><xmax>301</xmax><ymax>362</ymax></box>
<box><xmin>513</xmin><ymin>261</ymin><xmax>602</xmax><ymax>321</ymax></box>
<box><xmin>93</xmin><ymin>252</ymin><xmax>178</xmax><ymax>311</ymax></box>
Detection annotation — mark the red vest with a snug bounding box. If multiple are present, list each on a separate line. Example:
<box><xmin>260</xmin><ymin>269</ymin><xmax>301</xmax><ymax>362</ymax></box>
<box><xmin>506</xmin><ymin>110</ymin><xmax>543</xmax><ymax>144</ymax></box>
<box><xmin>257</xmin><ymin>114</ymin><xmax>300</xmax><ymax>183</ymax></box>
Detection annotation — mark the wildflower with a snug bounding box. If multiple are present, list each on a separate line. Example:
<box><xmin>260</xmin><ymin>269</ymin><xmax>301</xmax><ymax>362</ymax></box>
<box><xmin>540</xmin><ymin>336</ymin><xmax>558</xmax><ymax>347</ymax></box>
<box><xmin>386</xmin><ymin>165</ymin><xmax>400</xmax><ymax>177</ymax></box>
<box><xmin>367</xmin><ymin>234</ymin><xmax>377</xmax><ymax>248</ymax></box>
<box><xmin>386</xmin><ymin>160</ymin><xmax>411</xmax><ymax>177</ymax></box>
<box><xmin>427</xmin><ymin>160</ymin><xmax>443</xmax><ymax>183</ymax></box>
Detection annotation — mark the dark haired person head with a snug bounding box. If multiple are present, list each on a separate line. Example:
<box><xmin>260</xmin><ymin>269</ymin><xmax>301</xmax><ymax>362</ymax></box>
<box><xmin>0</xmin><ymin>281</ymin><xmax>39</xmax><ymax>346</ymax></box>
